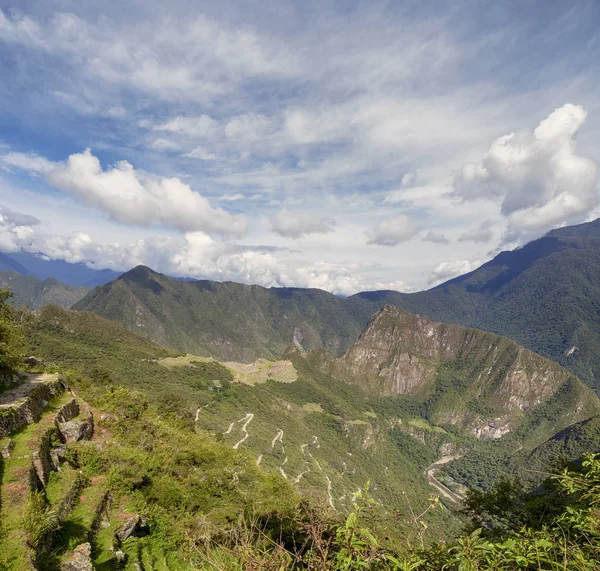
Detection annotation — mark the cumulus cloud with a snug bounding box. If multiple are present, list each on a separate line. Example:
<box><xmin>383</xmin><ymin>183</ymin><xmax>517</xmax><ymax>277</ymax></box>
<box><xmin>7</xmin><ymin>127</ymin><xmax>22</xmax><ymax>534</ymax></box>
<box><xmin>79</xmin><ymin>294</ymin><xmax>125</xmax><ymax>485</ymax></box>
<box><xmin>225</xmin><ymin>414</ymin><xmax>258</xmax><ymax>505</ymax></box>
<box><xmin>453</xmin><ymin>104</ymin><xmax>599</xmax><ymax>243</ymax></box>
<box><xmin>367</xmin><ymin>214</ymin><xmax>420</xmax><ymax>246</ymax></box>
<box><xmin>422</xmin><ymin>231</ymin><xmax>450</xmax><ymax>244</ymax></box>
<box><xmin>458</xmin><ymin>220</ymin><xmax>494</xmax><ymax>244</ymax></box>
<box><xmin>271</xmin><ymin>209</ymin><xmax>336</xmax><ymax>238</ymax></box>
<box><xmin>428</xmin><ymin>259</ymin><xmax>481</xmax><ymax>286</ymax></box>
<box><xmin>45</xmin><ymin>148</ymin><xmax>246</xmax><ymax>236</ymax></box>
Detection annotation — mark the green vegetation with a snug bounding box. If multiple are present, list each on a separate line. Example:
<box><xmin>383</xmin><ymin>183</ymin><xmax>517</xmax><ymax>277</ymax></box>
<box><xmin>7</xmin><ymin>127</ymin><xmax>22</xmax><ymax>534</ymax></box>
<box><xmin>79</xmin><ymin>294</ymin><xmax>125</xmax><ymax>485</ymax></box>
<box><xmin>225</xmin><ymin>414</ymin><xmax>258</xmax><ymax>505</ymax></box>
<box><xmin>0</xmin><ymin>289</ymin><xmax>25</xmax><ymax>381</ymax></box>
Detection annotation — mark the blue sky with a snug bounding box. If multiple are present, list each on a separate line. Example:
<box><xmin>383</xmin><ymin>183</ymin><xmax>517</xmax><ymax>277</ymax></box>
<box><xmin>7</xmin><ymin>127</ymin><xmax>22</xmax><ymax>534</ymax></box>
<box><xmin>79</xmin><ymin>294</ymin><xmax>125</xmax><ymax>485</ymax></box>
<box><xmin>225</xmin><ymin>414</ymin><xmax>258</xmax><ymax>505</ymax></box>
<box><xmin>0</xmin><ymin>0</ymin><xmax>599</xmax><ymax>293</ymax></box>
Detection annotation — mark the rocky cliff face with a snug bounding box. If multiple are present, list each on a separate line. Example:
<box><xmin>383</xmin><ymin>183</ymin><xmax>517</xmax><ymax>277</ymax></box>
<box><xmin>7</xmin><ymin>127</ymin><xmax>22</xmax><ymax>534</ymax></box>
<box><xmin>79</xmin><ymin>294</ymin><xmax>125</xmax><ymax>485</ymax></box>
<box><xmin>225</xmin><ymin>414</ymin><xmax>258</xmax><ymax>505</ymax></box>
<box><xmin>317</xmin><ymin>306</ymin><xmax>599</xmax><ymax>440</ymax></box>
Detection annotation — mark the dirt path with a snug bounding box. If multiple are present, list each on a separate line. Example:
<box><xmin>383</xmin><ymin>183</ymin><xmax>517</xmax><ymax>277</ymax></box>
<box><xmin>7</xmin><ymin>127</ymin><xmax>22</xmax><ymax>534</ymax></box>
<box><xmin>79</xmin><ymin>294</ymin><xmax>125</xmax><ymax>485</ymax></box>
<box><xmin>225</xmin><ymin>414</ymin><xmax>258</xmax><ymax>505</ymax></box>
<box><xmin>232</xmin><ymin>413</ymin><xmax>254</xmax><ymax>449</ymax></box>
<box><xmin>426</xmin><ymin>455</ymin><xmax>463</xmax><ymax>504</ymax></box>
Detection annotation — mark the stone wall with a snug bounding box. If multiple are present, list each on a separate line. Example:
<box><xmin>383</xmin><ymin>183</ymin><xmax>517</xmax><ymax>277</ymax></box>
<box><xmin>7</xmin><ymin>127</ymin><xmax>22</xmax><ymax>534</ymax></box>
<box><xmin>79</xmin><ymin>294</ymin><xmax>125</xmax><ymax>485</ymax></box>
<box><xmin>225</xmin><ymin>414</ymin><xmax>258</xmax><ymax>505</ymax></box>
<box><xmin>0</xmin><ymin>375</ymin><xmax>66</xmax><ymax>438</ymax></box>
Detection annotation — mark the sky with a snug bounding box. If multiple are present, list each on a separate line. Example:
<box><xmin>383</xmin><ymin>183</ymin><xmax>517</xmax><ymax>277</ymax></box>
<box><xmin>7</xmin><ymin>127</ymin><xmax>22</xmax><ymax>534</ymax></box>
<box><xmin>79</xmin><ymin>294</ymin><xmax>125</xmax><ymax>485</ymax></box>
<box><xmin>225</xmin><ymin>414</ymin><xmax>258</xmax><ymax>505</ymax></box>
<box><xmin>0</xmin><ymin>0</ymin><xmax>599</xmax><ymax>294</ymax></box>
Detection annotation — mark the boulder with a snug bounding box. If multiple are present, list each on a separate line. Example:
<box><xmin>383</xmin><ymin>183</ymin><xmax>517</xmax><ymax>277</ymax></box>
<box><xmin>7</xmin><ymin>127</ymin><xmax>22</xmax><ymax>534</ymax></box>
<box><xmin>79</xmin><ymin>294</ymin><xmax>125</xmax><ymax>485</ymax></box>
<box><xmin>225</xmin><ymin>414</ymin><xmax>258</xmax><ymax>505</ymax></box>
<box><xmin>59</xmin><ymin>542</ymin><xmax>94</xmax><ymax>571</ymax></box>
<box><xmin>115</xmin><ymin>514</ymin><xmax>140</xmax><ymax>542</ymax></box>
<box><xmin>58</xmin><ymin>411</ymin><xmax>94</xmax><ymax>442</ymax></box>
<box><xmin>1</xmin><ymin>437</ymin><xmax>14</xmax><ymax>459</ymax></box>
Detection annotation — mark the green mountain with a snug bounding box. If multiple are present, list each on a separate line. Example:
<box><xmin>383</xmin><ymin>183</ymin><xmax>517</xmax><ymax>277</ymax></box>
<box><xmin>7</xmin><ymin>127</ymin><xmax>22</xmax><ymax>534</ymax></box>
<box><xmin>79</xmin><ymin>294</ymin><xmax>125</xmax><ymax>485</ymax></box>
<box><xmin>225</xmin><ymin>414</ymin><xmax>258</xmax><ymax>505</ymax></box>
<box><xmin>3</xmin><ymin>294</ymin><xmax>600</xmax><ymax>568</ymax></box>
<box><xmin>358</xmin><ymin>218</ymin><xmax>600</xmax><ymax>392</ymax></box>
<box><xmin>73</xmin><ymin>219</ymin><xmax>600</xmax><ymax>396</ymax></box>
<box><xmin>26</xmin><ymin>304</ymin><xmax>600</xmax><ymax>509</ymax></box>
<box><xmin>72</xmin><ymin>265</ymin><xmax>375</xmax><ymax>362</ymax></box>
<box><xmin>0</xmin><ymin>271</ymin><xmax>90</xmax><ymax>309</ymax></box>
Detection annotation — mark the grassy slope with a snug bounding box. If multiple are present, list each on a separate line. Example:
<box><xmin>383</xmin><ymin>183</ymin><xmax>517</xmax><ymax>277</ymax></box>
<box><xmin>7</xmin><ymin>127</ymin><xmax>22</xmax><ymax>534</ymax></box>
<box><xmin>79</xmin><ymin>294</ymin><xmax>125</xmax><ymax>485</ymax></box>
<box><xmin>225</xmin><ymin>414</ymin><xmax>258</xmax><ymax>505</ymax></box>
<box><xmin>25</xmin><ymin>305</ymin><xmax>600</xmax><ymax>519</ymax></box>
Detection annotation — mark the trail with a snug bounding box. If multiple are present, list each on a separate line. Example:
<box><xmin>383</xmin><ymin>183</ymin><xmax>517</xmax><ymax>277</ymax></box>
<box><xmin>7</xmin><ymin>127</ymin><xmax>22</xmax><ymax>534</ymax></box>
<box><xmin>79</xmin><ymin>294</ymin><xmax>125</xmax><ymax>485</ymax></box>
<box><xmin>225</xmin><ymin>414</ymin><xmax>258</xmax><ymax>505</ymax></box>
<box><xmin>232</xmin><ymin>413</ymin><xmax>254</xmax><ymax>449</ymax></box>
<box><xmin>223</xmin><ymin>422</ymin><xmax>235</xmax><ymax>435</ymax></box>
<box><xmin>256</xmin><ymin>454</ymin><xmax>263</xmax><ymax>466</ymax></box>
<box><xmin>295</xmin><ymin>435</ymin><xmax>335</xmax><ymax>510</ymax></box>
<box><xmin>280</xmin><ymin>457</ymin><xmax>288</xmax><ymax>479</ymax></box>
<box><xmin>194</xmin><ymin>403</ymin><xmax>210</xmax><ymax>422</ymax></box>
<box><xmin>271</xmin><ymin>428</ymin><xmax>284</xmax><ymax>448</ymax></box>
<box><xmin>426</xmin><ymin>455</ymin><xmax>463</xmax><ymax>504</ymax></box>
<box><xmin>324</xmin><ymin>475</ymin><xmax>335</xmax><ymax>510</ymax></box>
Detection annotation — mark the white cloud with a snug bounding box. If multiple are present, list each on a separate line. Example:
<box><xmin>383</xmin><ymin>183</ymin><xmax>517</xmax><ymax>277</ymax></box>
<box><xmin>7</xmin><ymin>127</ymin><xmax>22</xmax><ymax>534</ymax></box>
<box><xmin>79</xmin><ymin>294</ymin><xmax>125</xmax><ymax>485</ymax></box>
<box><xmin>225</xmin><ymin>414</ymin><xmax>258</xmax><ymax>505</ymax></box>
<box><xmin>0</xmin><ymin>10</ymin><xmax>298</xmax><ymax>101</ymax></box>
<box><xmin>0</xmin><ymin>208</ymin><xmax>409</xmax><ymax>295</ymax></box>
<box><xmin>453</xmin><ymin>104</ymin><xmax>599</xmax><ymax>243</ymax></box>
<box><xmin>367</xmin><ymin>214</ymin><xmax>420</xmax><ymax>246</ymax></box>
<box><xmin>46</xmin><ymin>148</ymin><xmax>246</xmax><ymax>235</ymax></box>
<box><xmin>458</xmin><ymin>220</ymin><xmax>494</xmax><ymax>244</ymax></box>
<box><xmin>271</xmin><ymin>209</ymin><xmax>336</xmax><ymax>238</ymax></box>
<box><xmin>182</xmin><ymin>147</ymin><xmax>217</xmax><ymax>161</ymax></box>
<box><xmin>422</xmin><ymin>231</ymin><xmax>450</xmax><ymax>244</ymax></box>
<box><xmin>150</xmin><ymin>139</ymin><xmax>181</xmax><ymax>151</ymax></box>
<box><xmin>0</xmin><ymin>152</ymin><xmax>57</xmax><ymax>174</ymax></box>
<box><xmin>219</xmin><ymin>193</ymin><xmax>245</xmax><ymax>202</ymax></box>
<box><xmin>428</xmin><ymin>259</ymin><xmax>481</xmax><ymax>286</ymax></box>
<box><xmin>154</xmin><ymin>115</ymin><xmax>220</xmax><ymax>138</ymax></box>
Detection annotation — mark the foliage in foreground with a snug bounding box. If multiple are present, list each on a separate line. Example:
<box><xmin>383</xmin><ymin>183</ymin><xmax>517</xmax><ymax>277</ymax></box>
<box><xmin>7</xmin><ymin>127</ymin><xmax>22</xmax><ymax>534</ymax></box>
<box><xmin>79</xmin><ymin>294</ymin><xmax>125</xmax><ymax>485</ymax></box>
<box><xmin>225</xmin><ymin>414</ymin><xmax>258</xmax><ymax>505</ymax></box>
<box><xmin>200</xmin><ymin>455</ymin><xmax>600</xmax><ymax>570</ymax></box>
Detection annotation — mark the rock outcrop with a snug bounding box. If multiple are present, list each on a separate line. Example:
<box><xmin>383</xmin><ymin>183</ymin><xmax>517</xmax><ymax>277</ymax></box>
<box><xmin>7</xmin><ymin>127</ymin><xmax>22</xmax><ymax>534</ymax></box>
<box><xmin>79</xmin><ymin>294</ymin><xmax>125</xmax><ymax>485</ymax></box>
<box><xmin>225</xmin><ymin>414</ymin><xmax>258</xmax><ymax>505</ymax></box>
<box><xmin>317</xmin><ymin>306</ymin><xmax>600</xmax><ymax>439</ymax></box>
<box><xmin>59</xmin><ymin>542</ymin><xmax>94</xmax><ymax>571</ymax></box>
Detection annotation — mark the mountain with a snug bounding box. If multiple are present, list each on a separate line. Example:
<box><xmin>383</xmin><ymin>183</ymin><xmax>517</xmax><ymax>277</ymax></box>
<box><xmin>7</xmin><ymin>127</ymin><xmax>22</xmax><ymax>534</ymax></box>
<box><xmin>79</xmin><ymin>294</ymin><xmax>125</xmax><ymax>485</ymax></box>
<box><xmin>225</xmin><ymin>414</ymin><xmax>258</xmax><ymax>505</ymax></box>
<box><xmin>0</xmin><ymin>250</ymin><xmax>121</xmax><ymax>286</ymax></box>
<box><xmin>0</xmin><ymin>271</ymin><xmax>89</xmax><ymax>309</ymax></box>
<box><xmin>0</xmin><ymin>251</ymin><xmax>31</xmax><ymax>274</ymax></box>
<box><xmin>354</xmin><ymin>218</ymin><xmax>600</xmax><ymax>392</ymax></box>
<box><xmin>23</xmin><ymin>303</ymin><xmax>600</xmax><ymax>527</ymax></box>
<box><xmin>311</xmin><ymin>305</ymin><xmax>599</xmax><ymax>444</ymax></box>
<box><xmin>73</xmin><ymin>265</ymin><xmax>376</xmax><ymax>362</ymax></box>
<box><xmin>73</xmin><ymin>219</ymin><xmax>600</xmax><ymax>393</ymax></box>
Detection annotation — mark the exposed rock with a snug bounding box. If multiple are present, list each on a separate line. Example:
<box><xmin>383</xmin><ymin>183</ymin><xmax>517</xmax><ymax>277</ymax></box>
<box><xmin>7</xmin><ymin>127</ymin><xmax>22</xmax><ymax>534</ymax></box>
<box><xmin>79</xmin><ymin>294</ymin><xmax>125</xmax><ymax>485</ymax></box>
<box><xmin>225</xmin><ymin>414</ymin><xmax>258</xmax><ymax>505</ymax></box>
<box><xmin>24</xmin><ymin>356</ymin><xmax>43</xmax><ymax>367</ymax></box>
<box><xmin>1</xmin><ymin>437</ymin><xmax>14</xmax><ymax>458</ymax></box>
<box><xmin>32</xmin><ymin>428</ymin><xmax>59</xmax><ymax>485</ymax></box>
<box><xmin>51</xmin><ymin>444</ymin><xmax>68</xmax><ymax>467</ymax></box>
<box><xmin>115</xmin><ymin>514</ymin><xmax>141</xmax><ymax>542</ymax></box>
<box><xmin>114</xmin><ymin>550</ymin><xmax>127</xmax><ymax>569</ymax></box>
<box><xmin>59</xmin><ymin>542</ymin><xmax>94</xmax><ymax>571</ymax></box>
<box><xmin>317</xmin><ymin>306</ymin><xmax>599</xmax><ymax>440</ymax></box>
<box><xmin>56</xmin><ymin>399</ymin><xmax>80</xmax><ymax>424</ymax></box>
<box><xmin>58</xmin><ymin>411</ymin><xmax>94</xmax><ymax>442</ymax></box>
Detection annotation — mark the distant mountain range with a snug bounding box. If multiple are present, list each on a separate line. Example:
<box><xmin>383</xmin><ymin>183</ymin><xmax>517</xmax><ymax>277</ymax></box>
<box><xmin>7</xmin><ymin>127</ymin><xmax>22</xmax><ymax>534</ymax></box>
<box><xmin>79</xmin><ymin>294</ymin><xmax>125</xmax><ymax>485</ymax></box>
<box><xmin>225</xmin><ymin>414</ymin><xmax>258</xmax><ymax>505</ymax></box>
<box><xmin>0</xmin><ymin>251</ymin><xmax>120</xmax><ymax>287</ymax></box>
<box><xmin>72</xmin><ymin>218</ymin><xmax>600</xmax><ymax>393</ymax></box>
<box><xmin>6</xmin><ymin>218</ymin><xmax>600</xmax><ymax>393</ymax></box>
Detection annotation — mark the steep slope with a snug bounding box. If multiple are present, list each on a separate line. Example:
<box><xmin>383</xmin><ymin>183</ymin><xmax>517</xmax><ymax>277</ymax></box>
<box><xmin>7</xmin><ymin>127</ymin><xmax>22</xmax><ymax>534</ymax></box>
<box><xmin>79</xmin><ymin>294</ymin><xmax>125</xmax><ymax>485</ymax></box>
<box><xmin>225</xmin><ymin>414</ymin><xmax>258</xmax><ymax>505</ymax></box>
<box><xmin>313</xmin><ymin>305</ymin><xmax>600</xmax><ymax>444</ymax></box>
<box><xmin>353</xmin><ymin>218</ymin><xmax>600</xmax><ymax>392</ymax></box>
<box><xmin>0</xmin><ymin>271</ymin><xmax>89</xmax><ymax>309</ymax></box>
<box><xmin>73</xmin><ymin>265</ymin><xmax>375</xmax><ymax>362</ymax></box>
<box><xmin>25</xmin><ymin>305</ymin><xmax>460</xmax><ymax>541</ymax></box>
<box><xmin>0</xmin><ymin>252</ymin><xmax>31</xmax><ymax>275</ymax></box>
